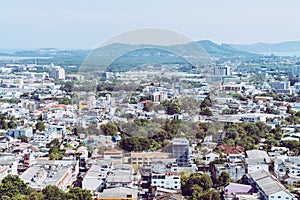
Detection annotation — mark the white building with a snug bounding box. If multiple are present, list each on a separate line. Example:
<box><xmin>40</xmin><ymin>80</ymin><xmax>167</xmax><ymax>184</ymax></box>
<box><xmin>49</xmin><ymin>66</ymin><xmax>65</xmax><ymax>80</ymax></box>
<box><xmin>246</xmin><ymin>150</ymin><xmax>271</xmax><ymax>174</ymax></box>
<box><xmin>248</xmin><ymin>169</ymin><xmax>296</xmax><ymax>200</ymax></box>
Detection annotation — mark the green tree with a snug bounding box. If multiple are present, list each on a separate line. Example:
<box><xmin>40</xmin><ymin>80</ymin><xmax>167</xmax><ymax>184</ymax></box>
<box><xmin>218</xmin><ymin>171</ymin><xmax>231</xmax><ymax>187</ymax></box>
<box><xmin>182</xmin><ymin>173</ymin><xmax>213</xmax><ymax>196</ymax></box>
<box><xmin>100</xmin><ymin>122</ymin><xmax>118</xmax><ymax>137</ymax></box>
<box><xmin>0</xmin><ymin>119</ymin><xmax>8</xmax><ymax>130</ymax></box>
<box><xmin>197</xmin><ymin>189</ymin><xmax>220</xmax><ymax>200</ymax></box>
<box><xmin>8</xmin><ymin>120</ymin><xmax>18</xmax><ymax>129</ymax></box>
<box><xmin>35</xmin><ymin>121</ymin><xmax>45</xmax><ymax>132</ymax></box>
<box><xmin>67</xmin><ymin>187</ymin><xmax>92</xmax><ymax>200</ymax></box>
<box><xmin>29</xmin><ymin>191</ymin><xmax>45</xmax><ymax>200</ymax></box>
<box><xmin>162</xmin><ymin>99</ymin><xmax>181</xmax><ymax>115</ymax></box>
<box><xmin>42</xmin><ymin>185</ymin><xmax>66</xmax><ymax>200</ymax></box>
<box><xmin>0</xmin><ymin>175</ymin><xmax>32</xmax><ymax>198</ymax></box>
<box><xmin>200</xmin><ymin>107</ymin><xmax>213</xmax><ymax>116</ymax></box>
<box><xmin>18</xmin><ymin>135</ymin><xmax>29</xmax><ymax>143</ymax></box>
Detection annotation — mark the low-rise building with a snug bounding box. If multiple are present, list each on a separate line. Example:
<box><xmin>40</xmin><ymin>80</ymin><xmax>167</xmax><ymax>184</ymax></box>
<box><xmin>247</xmin><ymin>169</ymin><xmax>296</xmax><ymax>200</ymax></box>
<box><xmin>130</xmin><ymin>151</ymin><xmax>167</xmax><ymax>166</ymax></box>
<box><xmin>20</xmin><ymin>159</ymin><xmax>79</xmax><ymax>191</ymax></box>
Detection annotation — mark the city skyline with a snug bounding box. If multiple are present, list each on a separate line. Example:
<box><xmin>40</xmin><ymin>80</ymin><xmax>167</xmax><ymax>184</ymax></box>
<box><xmin>1</xmin><ymin>0</ymin><xmax>300</xmax><ymax>49</ymax></box>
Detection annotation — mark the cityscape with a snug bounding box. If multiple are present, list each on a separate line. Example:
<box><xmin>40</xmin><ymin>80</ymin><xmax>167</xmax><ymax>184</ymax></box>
<box><xmin>2</xmin><ymin>1</ymin><xmax>300</xmax><ymax>200</ymax></box>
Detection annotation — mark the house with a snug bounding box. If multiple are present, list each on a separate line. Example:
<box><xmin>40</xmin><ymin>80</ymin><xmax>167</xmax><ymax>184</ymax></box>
<box><xmin>274</xmin><ymin>155</ymin><xmax>300</xmax><ymax>185</ymax></box>
<box><xmin>151</xmin><ymin>162</ymin><xmax>181</xmax><ymax>190</ymax></box>
<box><xmin>82</xmin><ymin>162</ymin><xmax>111</xmax><ymax>193</ymax></box>
<box><xmin>247</xmin><ymin>169</ymin><xmax>296</xmax><ymax>200</ymax></box>
<box><xmin>204</xmin><ymin>151</ymin><xmax>220</xmax><ymax>163</ymax></box>
<box><xmin>217</xmin><ymin>144</ymin><xmax>245</xmax><ymax>156</ymax></box>
<box><xmin>246</xmin><ymin>150</ymin><xmax>271</xmax><ymax>173</ymax></box>
<box><xmin>0</xmin><ymin>155</ymin><xmax>19</xmax><ymax>180</ymax></box>
<box><xmin>97</xmin><ymin>187</ymin><xmax>138</xmax><ymax>200</ymax></box>
<box><xmin>106</xmin><ymin>164</ymin><xmax>134</xmax><ymax>188</ymax></box>
<box><xmin>223</xmin><ymin>182</ymin><xmax>253</xmax><ymax>200</ymax></box>
<box><xmin>212</xmin><ymin>162</ymin><xmax>246</xmax><ymax>181</ymax></box>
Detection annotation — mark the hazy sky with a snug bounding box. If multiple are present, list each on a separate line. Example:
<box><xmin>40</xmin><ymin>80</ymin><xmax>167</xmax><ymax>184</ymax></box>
<box><xmin>1</xmin><ymin>0</ymin><xmax>300</xmax><ymax>49</ymax></box>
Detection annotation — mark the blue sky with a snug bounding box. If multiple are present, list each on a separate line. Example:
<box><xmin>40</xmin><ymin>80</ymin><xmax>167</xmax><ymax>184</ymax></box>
<box><xmin>1</xmin><ymin>0</ymin><xmax>300</xmax><ymax>49</ymax></box>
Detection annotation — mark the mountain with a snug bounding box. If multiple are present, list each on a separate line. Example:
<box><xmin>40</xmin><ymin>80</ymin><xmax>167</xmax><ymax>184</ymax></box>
<box><xmin>230</xmin><ymin>41</ymin><xmax>300</xmax><ymax>55</ymax></box>
<box><xmin>198</xmin><ymin>40</ymin><xmax>257</xmax><ymax>57</ymax></box>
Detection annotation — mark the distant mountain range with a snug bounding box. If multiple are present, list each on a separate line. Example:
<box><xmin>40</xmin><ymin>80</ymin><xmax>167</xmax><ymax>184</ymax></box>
<box><xmin>229</xmin><ymin>41</ymin><xmax>300</xmax><ymax>54</ymax></box>
<box><xmin>2</xmin><ymin>40</ymin><xmax>300</xmax><ymax>71</ymax></box>
<box><xmin>198</xmin><ymin>40</ymin><xmax>257</xmax><ymax>58</ymax></box>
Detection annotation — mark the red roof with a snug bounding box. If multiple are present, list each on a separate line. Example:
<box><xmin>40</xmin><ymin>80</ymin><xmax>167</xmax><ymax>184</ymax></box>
<box><xmin>217</xmin><ymin>144</ymin><xmax>245</xmax><ymax>154</ymax></box>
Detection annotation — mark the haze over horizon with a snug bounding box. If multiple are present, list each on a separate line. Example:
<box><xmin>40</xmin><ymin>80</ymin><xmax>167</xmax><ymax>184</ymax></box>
<box><xmin>2</xmin><ymin>0</ymin><xmax>300</xmax><ymax>49</ymax></box>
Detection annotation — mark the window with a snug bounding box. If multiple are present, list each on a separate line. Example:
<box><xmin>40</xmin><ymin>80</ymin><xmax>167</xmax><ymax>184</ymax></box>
<box><xmin>278</xmin><ymin>196</ymin><xmax>281</xmax><ymax>198</ymax></box>
<box><xmin>270</xmin><ymin>196</ymin><xmax>274</xmax><ymax>198</ymax></box>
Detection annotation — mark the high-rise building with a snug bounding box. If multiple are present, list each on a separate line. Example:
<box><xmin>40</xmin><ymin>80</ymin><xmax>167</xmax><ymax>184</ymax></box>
<box><xmin>49</xmin><ymin>66</ymin><xmax>65</xmax><ymax>80</ymax></box>
<box><xmin>171</xmin><ymin>138</ymin><xmax>190</xmax><ymax>166</ymax></box>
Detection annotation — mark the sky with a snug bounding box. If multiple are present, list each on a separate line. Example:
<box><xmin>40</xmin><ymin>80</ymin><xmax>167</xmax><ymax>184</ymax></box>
<box><xmin>1</xmin><ymin>0</ymin><xmax>300</xmax><ymax>49</ymax></box>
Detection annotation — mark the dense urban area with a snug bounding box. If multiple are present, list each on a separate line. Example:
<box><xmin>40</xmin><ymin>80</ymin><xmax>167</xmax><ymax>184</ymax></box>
<box><xmin>1</xmin><ymin>42</ymin><xmax>300</xmax><ymax>200</ymax></box>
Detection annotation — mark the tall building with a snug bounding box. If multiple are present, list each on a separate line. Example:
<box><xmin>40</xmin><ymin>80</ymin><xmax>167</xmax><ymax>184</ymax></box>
<box><xmin>49</xmin><ymin>66</ymin><xmax>65</xmax><ymax>80</ymax></box>
<box><xmin>171</xmin><ymin>138</ymin><xmax>190</xmax><ymax>166</ymax></box>
<box><xmin>214</xmin><ymin>65</ymin><xmax>231</xmax><ymax>76</ymax></box>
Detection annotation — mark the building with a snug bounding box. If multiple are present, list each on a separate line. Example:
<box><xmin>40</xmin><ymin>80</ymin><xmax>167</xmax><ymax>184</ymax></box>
<box><xmin>49</xmin><ymin>66</ymin><xmax>65</xmax><ymax>80</ymax></box>
<box><xmin>246</xmin><ymin>150</ymin><xmax>271</xmax><ymax>174</ymax></box>
<box><xmin>212</xmin><ymin>162</ymin><xmax>246</xmax><ymax>181</ymax></box>
<box><xmin>5</xmin><ymin>126</ymin><xmax>33</xmax><ymax>138</ymax></box>
<box><xmin>151</xmin><ymin>171</ymin><xmax>181</xmax><ymax>190</ymax></box>
<box><xmin>82</xmin><ymin>161</ymin><xmax>112</xmax><ymax>193</ymax></box>
<box><xmin>274</xmin><ymin>156</ymin><xmax>300</xmax><ymax>185</ymax></box>
<box><xmin>171</xmin><ymin>138</ymin><xmax>190</xmax><ymax>166</ymax></box>
<box><xmin>150</xmin><ymin>91</ymin><xmax>167</xmax><ymax>103</ymax></box>
<box><xmin>151</xmin><ymin>162</ymin><xmax>181</xmax><ymax>190</ymax></box>
<box><xmin>214</xmin><ymin>65</ymin><xmax>231</xmax><ymax>76</ymax></box>
<box><xmin>271</xmin><ymin>81</ymin><xmax>290</xmax><ymax>90</ymax></box>
<box><xmin>106</xmin><ymin>164</ymin><xmax>134</xmax><ymax>188</ymax></box>
<box><xmin>20</xmin><ymin>159</ymin><xmax>79</xmax><ymax>191</ymax></box>
<box><xmin>130</xmin><ymin>152</ymin><xmax>167</xmax><ymax>166</ymax></box>
<box><xmin>104</xmin><ymin>148</ymin><xmax>123</xmax><ymax>164</ymax></box>
<box><xmin>96</xmin><ymin>187</ymin><xmax>138</xmax><ymax>200</ymax></box>
<box><xmin>247</xmin><ymin>169</ymin><xmax>296</xmax><ymax>200</ymax></box>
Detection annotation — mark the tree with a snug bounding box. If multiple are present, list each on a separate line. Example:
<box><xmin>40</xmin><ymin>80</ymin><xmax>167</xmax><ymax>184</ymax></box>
<box><xmin>18</xmin><ymin>135</ymin><xmax>29</xmax><ymax>143</ymax></box>
<box><xmin>48</xmin><ymin>138</ymin><xmax>65</xmax><ymax>160</ymax></box>
<box><xmin>197</xmin><ymin>189</ymin><xmax>220</xmax><ymax>200</ymax></box>
<box><xmin>8</xmin><ymin>120</ymin><xmax>18</xmax><ymax>129</ymax></box>
<box><xmin>0</xmin><ymin>175</ymin><xmax>32</xmax><ymax>198</ymax></box>
<box><xmin>0</xmin><ymin>119</ymin><xmax>8</xmax><ymax>130</ymax></box>
<box><xmin>162</xmin><ymin>100</ymin><xmax>181</xmax><ymax>115</ymax></box>
<box><xmin>182</xmin><ymin>173</ymin><xmax>213</xmax><ymax>196</ymax></box>
<box><xmin>29</xmin><ymin>191</ymin><xmax>45</xmax><ymax>200</ymax></box>
<box><xmin>200</xmin><ymin>107</ymin><xmax>213</xmax><ymax>116</ymax></box>
<box><xmin>67</xmin><ymin>187</ymin><xmax>92</xmax><ymax>200</ymax></box>
<box><xmin>35</xmin><ymin>121</ymin><xmax>45</xmax><ymax>132</ymax></box>
<box><xmin>42</xmin><ymin>185</ymin><xmax>66</xmax><ymax>200</ymax></box>
<box><xmin>100</xmin><ymin>122</ymin><xmax>118</xmax><ymax>137</ymax></box>
<box><xmin>218</xmin><ymin>171</ymin><xmax>231</xmax><ymax>187</ymax></box>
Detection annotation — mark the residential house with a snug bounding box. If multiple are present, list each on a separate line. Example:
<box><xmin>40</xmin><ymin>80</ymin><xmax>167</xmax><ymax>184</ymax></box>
<box><xmin>246</xmin><ymin>150</ymin><xmax>271</xmax><ymax>173</ymax></box>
